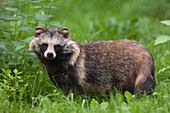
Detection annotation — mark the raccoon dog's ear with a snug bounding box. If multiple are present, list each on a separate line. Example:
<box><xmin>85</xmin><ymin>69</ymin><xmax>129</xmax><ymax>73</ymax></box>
<box><xmin>34</xmin><ymin>26</ymin><xmax>47</xmax><ymax>37</ymax></box>
<box><xmin>57</xmin><ymin>27</ymin><xmax>69</xmax><ymax>38</ymax></box>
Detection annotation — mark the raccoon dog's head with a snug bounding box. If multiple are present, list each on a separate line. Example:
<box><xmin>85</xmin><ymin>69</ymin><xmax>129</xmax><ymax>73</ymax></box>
<box><xmin>29</xmin><ymin>26</ymin><xmax>80</xmax><ymax>65</ymax></box>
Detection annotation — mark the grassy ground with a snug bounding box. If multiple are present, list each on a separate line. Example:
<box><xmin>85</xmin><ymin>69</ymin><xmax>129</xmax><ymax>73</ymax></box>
<box><xmin>0</xmin><ymin>0</ymin><xmax>170</xmax><ymax>112</ymax></box>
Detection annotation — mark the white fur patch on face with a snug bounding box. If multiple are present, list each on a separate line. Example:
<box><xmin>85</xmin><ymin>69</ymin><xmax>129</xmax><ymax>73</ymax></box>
<box><xmin>44</xmin><ymin>51</ymin><xmax>56</xmax><ymax>60</ymax></box>
<box><xmin>44</xmin><ymin>43</ymin><xmax>56</xmax><ymax>60</ymax></box>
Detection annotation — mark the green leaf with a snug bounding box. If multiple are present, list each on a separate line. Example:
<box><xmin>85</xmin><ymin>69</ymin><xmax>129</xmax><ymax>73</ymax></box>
<box><xmin>158</xmin><ymin>66</ymin><xmax>170</xmax><ymax>74</ymax></box>
<box><xmin>81</xmin><ymin>99</ymin><xmax>85</xmax><ymax>108</ymax></box>
<box><xmin>18</xmin><ymin>84</ymin><xmax>27</xmax><ymax>105</ymax></box>
<box><xmin>0</xmin><ymin>46</ymin><xmax>5</xmax><ymax>53</ymax></box>
<box><xmin>4</xmin><ymin>42</ymin><xmax>15</xmax><ymax>52</ymax></box>
<box><xmin>13</xmin><ymin>69</ymin><xmax>18</xmax><ymax>75</ymax></box>
<box><xmin>30</xmin><ymin>6</ymin><xmax>42</xmax><ymax>8</ymax></box>
<box><xmin>4</xmin><ymin>7</ymin><xmax>17</xmax><ymax>12</ymax></box>
<box><xmin>35</xmin><ymin>13</ymin><xmax>53</xmax><ymax>22</ymax></box>
<box><xmin>2</xmin><ymin>69</ymin><xmax>11</xmax><ymax>75</ymax></box>
<box><xmin>1</xmin><ymin>31</ymin><xmax>15</xmax><ymax>40</ymax></box>
<box><xmin>24</xmin><ymin>51</ymin><xmax>37</xmax><ymax>62</ymax></box>
<box><xmin>90</xmin><ymin>98</ymin><xmax>99</xmax><ymax>108</ymax></box>
<box><xmin>8</xmin><ymin>59</ymin><xmax>21</xmax><ymax>65</ymax></box>
<box><xmin>0</xmin><ymin>15</ymin><xmax>22</xmax><ymax>21</ymax></box>
<box><xmin>44</xmin><ymin>6</ymin><xmax>57</xmax><ymax>9</ymax></box>
<box><xmin>18</xmin><ymin>0</ymin><xmax>31</xmax><ymax>3</ymax></box>
<box><xmin>152</xmin><ymin>92</ymin><xmax>161</xmax><ymax>96</ymax></box>
<box><xmin>30</xmin><ymin>0</ymin><xmax>44</xmax><ymax>3</ymax></box>
<box><xmin>24</xmin><ymin>51</ymin><xmax>36</xmax><ymax>57</ymax></box>
<box><xmin>3</xmin><ymin>1</ymin><xmax>16</xmax><ymax>4</ymax></box>
<box><xmin>48</xmin><ymin>21</ymin><xmax>62</xmax><ymax>27</ymax></box>
<box><xmin>116</xmin><ymin>93</ymin><xmax>123</xmax><ymax>103</ymax></box>
<box><xmin>18</xmin><ymin>26</ymin><xmax>33</xmax><ymax>32</ymax></box>
<box><xmin>124</xmin><ymin>91</ymin><xmax>132</xmax><ymax>102</ymax></box>
<box><xmin>24</xmin><ymin>36</ymin><xmax>34</xmax><ymax>43</ymax></box>
<box><xmin>11</xmin><ymin>41</ymin><xmax>26</xmax><ymax>51</ymax></box>
<box><xmin>154</xmin><ymin>35</ymin><xmax>170</xmax><ymax>45</ymax></box>
<box><xmin>99</xmin><ymin>102</ymin><xmax>108</xmax><ymax>110</ymax></box>
<box><xmin>160</xmin><ymin>20</ymin><xmax>170</xmax><ymax>26</ymax></box>
<box><xmin>28</xmin><ymin>21</ymin><xmax>37</xmax><ymax>24</ymax></box>
<box><xmin>70</xmin><ymin>93</ymin><xmax>74</xmax><ymax>103</ymax></box>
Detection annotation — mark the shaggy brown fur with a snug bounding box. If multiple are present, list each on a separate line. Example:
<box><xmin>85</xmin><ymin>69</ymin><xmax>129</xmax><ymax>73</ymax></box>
<box><xmin>29</xmin><ymin>26</ymin><xmax>156</xmax><ymax>95</ymax></box>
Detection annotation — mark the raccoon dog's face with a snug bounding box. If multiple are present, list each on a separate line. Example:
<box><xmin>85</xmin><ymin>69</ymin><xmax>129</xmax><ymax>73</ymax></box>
<box><xmin>29</xmin><ymin>26</ymin><xmax>80</xmax><ymax>65</ymax></box>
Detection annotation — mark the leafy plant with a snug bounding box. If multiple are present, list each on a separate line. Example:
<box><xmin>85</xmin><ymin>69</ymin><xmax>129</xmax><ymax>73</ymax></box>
<box><xmin>154</xmin><ymin>20</ymin><xmax>170</xmax><ymax>80</ymax></box>
<box><xmin>0</xmin><ymin>0</ymin><xmax>59</xmax><ymax>105</ymax></box>
<box><xmin>154</xmin><ymin>20</ymin><xmax>170</xmax><ymax>45</ymax></box>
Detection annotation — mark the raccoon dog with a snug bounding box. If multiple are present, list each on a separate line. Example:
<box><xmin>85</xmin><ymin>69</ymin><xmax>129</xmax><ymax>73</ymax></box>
<box><xmin>29</xmin><ymin>26</ymin><xmax>156</xmax><ymax>95</ymax></box>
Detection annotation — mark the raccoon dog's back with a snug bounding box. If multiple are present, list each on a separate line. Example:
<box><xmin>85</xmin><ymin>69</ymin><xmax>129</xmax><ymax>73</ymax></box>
<box><xmin>83</xmin><ymin>40</ymin><xmax>155</xmax><ymax>94</ymax></box>
<box><xmin>29</xmin><ymin>26</ymin><xmax>156</xmax><ymax>95</ymax></box>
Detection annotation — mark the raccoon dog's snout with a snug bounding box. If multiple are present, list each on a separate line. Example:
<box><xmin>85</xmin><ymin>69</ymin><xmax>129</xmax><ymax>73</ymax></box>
<box><xmin>43</xmin><ymin>44</ymin><xmax>56</xmax><ymax>60</ymax></box>
<box><xmin>44</xmin><ymin>51</ymin><xmax>56</xmax><ymax>60</ymax></box>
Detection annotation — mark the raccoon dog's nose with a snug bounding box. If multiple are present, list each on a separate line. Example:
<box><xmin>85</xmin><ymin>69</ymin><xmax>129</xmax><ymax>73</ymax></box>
<box><xmin>44</xmin><ymin>51</ymin><xmax>56</xmax><ymax>60</ymax></box>
<box><xmin>47</xmin><ymin>52</ymin><xmax>53</xmax><ymax>58</ymax></box>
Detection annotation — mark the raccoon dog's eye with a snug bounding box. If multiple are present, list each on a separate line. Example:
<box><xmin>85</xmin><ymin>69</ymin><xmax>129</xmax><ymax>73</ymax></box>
<box><xmin>54</xmin><ymin>44</ymin><xmax>62</xmax><ymax>52</ymax></box>
<box><xmin>36</xmin><ymin>33</ymin><xmax>41</xmax><ymax>36</ymax></box>
<box><xmin>40</xmin><ymin>43</ymin><xmax>48</xmax><ymax>51</ymax></box>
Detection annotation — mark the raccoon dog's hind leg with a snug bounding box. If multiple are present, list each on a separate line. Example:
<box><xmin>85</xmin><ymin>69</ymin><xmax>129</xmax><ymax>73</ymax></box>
<box><xmin>134</xmin><ymin>73</ymin><xmax>156</xmax><ymax>95</ymax></box>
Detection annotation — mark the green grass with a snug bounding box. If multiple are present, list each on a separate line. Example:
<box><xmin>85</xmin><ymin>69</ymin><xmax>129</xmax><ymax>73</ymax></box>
<box><xmin>0</xmin><ymin>0</ymin><xmax>170</xmax><ymax>112</ymax></box>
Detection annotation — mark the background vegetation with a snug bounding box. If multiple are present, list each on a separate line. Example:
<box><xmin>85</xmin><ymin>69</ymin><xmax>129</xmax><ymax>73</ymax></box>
<box><xmin>0</xmin><ymin>0</ymin><xmax>170</xmax><ymax>112</ymax></box>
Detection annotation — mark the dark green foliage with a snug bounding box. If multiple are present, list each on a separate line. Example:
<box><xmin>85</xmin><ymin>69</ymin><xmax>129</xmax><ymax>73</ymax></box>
<box><xmin>0</xmin><ymin>0</ymin><xmax>170</xmax><ymax>112</ymax></box>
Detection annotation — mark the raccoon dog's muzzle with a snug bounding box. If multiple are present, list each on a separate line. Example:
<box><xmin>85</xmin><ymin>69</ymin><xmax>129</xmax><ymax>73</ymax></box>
<box><xmin>44</xmin><ymin>44</ymin><xmax>56</xmax><ymax>60</ymax></box>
